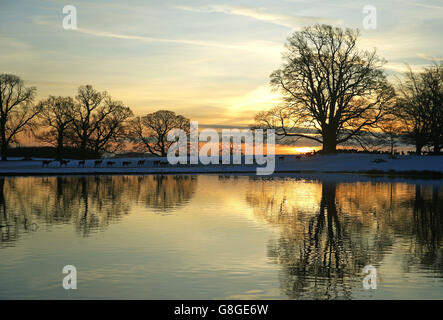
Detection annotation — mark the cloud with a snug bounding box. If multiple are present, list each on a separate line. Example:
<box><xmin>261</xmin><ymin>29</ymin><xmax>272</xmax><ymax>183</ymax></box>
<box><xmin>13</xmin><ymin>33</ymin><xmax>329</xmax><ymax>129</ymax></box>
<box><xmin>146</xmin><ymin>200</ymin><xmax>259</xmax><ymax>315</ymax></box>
<box><xmin>33</xmin><ymin>17</ymin><xmax>281</xmax><ymax>55</ymax></box>
<box><xmin>383</xmin><ymin>62</ymin><xmax>429</xmax><ymax>74</ymax></box>
<box><xmin>0</xmin><ymin>37</ymin><xmax>34</xmax><ymax>63</ymax></box>
<box><xmin>0</xmin><ymin>36</ymin><xmax>31</xmax><ymax>49</ymax></box>
<box><xmin>173</xmin><ymin>4</ymin><xmax>343</xmax><ymax>29</ymax></box>
<box><xmin>406</xmin><ymin>1</ymin><xmax>443</xmax><ymax>10</ymax></box>
<box><xmin>417</xmin><ymin>53</ymin><xmax>443</xmax><ymax>62</ymax></box>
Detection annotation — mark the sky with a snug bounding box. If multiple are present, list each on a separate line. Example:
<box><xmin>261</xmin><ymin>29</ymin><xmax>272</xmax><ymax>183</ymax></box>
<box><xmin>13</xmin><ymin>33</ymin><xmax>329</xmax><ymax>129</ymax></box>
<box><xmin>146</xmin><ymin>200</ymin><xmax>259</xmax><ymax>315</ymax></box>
<box><xmin>0</xmin><ymin>0</ymin><xmax>442</xmax><ymax>129</ymax></box>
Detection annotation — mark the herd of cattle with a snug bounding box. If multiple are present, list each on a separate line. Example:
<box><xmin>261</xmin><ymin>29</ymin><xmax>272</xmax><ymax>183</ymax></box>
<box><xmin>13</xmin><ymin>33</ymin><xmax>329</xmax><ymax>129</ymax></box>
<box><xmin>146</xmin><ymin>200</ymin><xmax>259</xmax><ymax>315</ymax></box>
<box><xmin>41</xmin><ymin>159</ymin><xmax>170</xmax><ymax>168</ymax></box>
<box><xmin>40</xmin><ymin>153</ymin><xmax>317</xmax><ymax>168</ymax></box>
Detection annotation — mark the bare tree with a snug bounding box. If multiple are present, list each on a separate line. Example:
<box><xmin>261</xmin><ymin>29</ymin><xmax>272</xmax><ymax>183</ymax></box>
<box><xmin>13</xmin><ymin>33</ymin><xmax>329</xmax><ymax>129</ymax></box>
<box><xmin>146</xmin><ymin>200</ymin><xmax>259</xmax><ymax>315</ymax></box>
<box><xmin>88</xmin><ymin>99</ymin><xmax>133</xmax><ymax>153</ymax></box>
<box><xmin>395</xmin><ymin>64</ymin><xmax>443</xmax><ymax>154</ymax></box>
<box><xmin>128</xmin><ymin>110</ymin><xmax>190</xmax><ymax>156</ymax></box>
<box><xmin>395</xmin><ymin>68</ymin><xmax>430</xmax><ymax>154</ymax></box>
<box><xmin>0</xmin><ymin>74</ymin><xmax>40</xmax><ymax>160</ymax></box>
<box><xmin>36</xmin><ymin>96</ymin><xmax>74</xmax><ymax>159</ymax></box>
<box><xmin>257</xmin><ymin>25</ymin><xmax>395</xmax><ymax>153</ymax></box>
<box><xmin>71</xmin><ymin>85</ymin><xmax>107</xmax><ymax>157</ymax></box>
<box><xmin>421</xmin><ymin>64</ymin><xmax>443</xmax><ymax>154</ymax></box>
<box><xmin>71</xmin><ymin>85</ymin><xmax>133</xmax><ymax>158</ymax></box>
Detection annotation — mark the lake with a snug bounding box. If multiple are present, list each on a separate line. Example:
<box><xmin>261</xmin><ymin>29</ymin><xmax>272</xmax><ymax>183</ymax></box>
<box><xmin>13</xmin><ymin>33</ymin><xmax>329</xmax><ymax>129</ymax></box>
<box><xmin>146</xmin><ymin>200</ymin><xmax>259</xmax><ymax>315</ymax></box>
<box><xmin>0</xmin><ymin>174</ymin><xmax>442</xmax><ymax>299</ymax></box>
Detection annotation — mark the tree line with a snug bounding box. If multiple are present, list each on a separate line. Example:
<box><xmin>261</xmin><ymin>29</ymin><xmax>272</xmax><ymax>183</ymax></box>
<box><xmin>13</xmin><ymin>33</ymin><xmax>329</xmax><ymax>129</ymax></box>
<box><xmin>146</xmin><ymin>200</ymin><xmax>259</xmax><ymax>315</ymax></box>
<box><xmin>1</xmin><ymin>25</ymin><xmax>442</xmax><ymax>159</ymax></box>
<box><xmin>0</xmin><ymin>75</ymin><xmax>190</xmax><ymax>160</ymax></box>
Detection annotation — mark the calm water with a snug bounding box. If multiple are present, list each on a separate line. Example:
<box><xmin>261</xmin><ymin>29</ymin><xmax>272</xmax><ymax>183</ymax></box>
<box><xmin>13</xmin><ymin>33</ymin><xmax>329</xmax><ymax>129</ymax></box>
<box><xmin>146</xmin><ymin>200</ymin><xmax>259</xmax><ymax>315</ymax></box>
<box><xmin>0</xmin><ymin>174</ymin><xmax>442</xmax><ymax>299</ymax></box>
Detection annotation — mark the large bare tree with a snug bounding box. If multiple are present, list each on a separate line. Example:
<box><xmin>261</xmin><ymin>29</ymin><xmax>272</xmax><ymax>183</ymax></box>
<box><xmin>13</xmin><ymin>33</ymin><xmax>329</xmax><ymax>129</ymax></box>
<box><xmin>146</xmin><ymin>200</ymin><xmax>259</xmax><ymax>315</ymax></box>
<box><xmin>36</xmin><ymin>96</ymin><xmax>74</xmax><ymax>159</ymax></box>
<box><xmin>128</xmin><ymin>110</ymin><xmax>190</xmax><ymax>156</ymax></box>
<box><xmin>0</xmin><ymin>74</ymin><xmax>40</xmax><ymax>160</ymax></box>
<box><xmin>256</xmin><ymin>25</ymin><xmax>395</xmax><ymax>153</ymax></box>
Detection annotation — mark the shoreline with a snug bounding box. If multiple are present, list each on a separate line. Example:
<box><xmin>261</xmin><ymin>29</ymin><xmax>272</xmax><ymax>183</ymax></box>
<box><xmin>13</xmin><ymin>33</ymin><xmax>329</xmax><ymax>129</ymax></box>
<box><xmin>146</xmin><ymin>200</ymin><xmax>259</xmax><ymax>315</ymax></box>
<box><xmin>0</xmin><ymin>168</ymin><xmax>442</xmax><ymax>179</ymax></box>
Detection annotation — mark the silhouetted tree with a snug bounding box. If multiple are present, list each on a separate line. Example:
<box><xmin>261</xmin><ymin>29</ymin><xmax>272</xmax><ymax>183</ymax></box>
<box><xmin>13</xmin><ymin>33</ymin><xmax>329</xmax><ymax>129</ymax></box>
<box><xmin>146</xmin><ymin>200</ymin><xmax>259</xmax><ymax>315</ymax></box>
<box><xmin>71</xmin><ymin>85</ymin><xmax>132</xmax><ymax>158</ymax></box>
<box><xmin>128</xmin><ymin>110</ymin><xmax>190</xmax><ymax>156</ymax></box>
<box><xmin>0</xmin><ymin>74</ymin><xmax>40</xmax><ymax>160</ymax></box>
<box><xmin>421</xmin><ymin>64</ymin><xmax>443</xmax><ymax>154</ymax></box>
<box><xmin>36</xmin><ymin>96</ymin><xmax>74</xmax><ymax>159</ymax></box>
<box><xmin>256</xmin><ymin>25</ymin><xmax>395</xmax><ymax>153</ymax></box>
<box><xmin>396</xmin><ymin>67</ymin><xmax>431</xmax><ymax>154</ymax></box>
<box><xmin>88</xmin><ymin>99</ymin><xmax>133</xmax><ymax>153</ymax></box>
<box><xmin>71</xmin><ymin>85</ymin><xmax>106</xmax><ymax>157</ymax></box>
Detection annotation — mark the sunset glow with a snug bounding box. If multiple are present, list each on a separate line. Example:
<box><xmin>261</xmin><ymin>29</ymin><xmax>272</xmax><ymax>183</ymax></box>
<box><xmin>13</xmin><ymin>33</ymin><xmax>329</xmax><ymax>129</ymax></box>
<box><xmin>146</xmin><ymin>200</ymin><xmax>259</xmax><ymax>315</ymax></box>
<box><xmin>293</xmin><ymin>147</ymin><xmax>316</xmax><ymax>154</ymax></box>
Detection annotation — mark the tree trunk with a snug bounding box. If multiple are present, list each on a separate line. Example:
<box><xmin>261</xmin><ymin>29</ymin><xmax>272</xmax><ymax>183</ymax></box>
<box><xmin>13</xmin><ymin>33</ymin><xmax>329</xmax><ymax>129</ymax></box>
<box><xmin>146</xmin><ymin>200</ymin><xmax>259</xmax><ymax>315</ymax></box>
<box><xmin>0</xmin><ymin>121</ymin><xmax>7</xmax><ymax>161</ymax></box>
<box><xmin>322</xmin><ymin>130</ymin><xmax>337</xmax><ymax>154</ymax></box>
<box><xmin>390</xmin><ymin>138</ymin><xmax>394</xmax><ymax>156</ymax></box>
<box><xmin>1</xmin><ymin>140</ymin><xmax>7</xmax><ymax>161</ymax></box>
<box><xmin>1</xmin><ymin>144</ymin><xmax>7</xmax><ymax>161</ymax></box>
<box><xmin>415</xmin><ymin>144</ymin><xmax>423</xmax><ymax>155</ymax></box>
<box><xmin>80</xmin><ymin>139</ymin><xmax>87</xmax><ymax>160</ymax></box>
<box><xmin>56</xmin><ymin>136</ymin><xmax>63</xmax><ymax>160</ymax></box>
<box><xmin>433</xmin><ymin>143</ymin><xmax>441</xmax><ymax>155</ymax></box>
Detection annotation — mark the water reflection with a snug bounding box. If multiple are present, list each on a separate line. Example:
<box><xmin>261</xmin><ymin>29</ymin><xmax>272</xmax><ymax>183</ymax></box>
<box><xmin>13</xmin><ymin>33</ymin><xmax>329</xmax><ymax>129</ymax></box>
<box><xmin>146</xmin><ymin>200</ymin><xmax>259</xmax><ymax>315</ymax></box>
<box><xmin>245</xmin><ymin>178</ymin><xmax>443</xmax><ymax>299</ymax></box>
<box><xmin>0</xmin><ymin>174</ymin><xmax>441</xmax><ymax>299</ymax></box>
<box><xmin>409</xmin><ymin>184</ymin><xmax>442</xmax><ymax>274</ymax></box>
<box><xmin>0</xmin><ymin>175</ymin><xmax>197</xmax><ymax>247</ymax></box>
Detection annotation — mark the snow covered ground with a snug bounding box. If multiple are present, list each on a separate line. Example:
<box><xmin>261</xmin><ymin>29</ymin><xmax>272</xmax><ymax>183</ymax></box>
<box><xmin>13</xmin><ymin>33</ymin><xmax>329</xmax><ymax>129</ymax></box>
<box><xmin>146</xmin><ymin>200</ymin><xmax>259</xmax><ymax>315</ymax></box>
<box><xmin>0</xmin><ymin>154</ymin><xmax>442</xmax><ymax>176</ymax></box>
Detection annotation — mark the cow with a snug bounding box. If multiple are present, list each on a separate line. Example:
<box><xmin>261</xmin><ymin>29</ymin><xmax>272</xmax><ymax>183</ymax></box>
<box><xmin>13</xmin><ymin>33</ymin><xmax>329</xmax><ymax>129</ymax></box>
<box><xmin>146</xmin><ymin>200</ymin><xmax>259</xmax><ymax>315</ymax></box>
<box><xmin>137</xmin><ymin>160</ymin><xmax>146</xmax><ymax>166</ymax></box>
<box><xmin>94</xmin><ymin>160</ymin><xmax>103</xmax><ymax>167</ymax></box>
<box><xmin>42</xmin><ymin>160</ymin><xmax>53</xmax><ymax>167</ymax></box>
<box><xmin>122</xmin><ymin>161</ymin><xmax>131</xmax><ymax>167</ymax></box>
<box><xmin>106</xmin><ymin>161</ymin><xmax>116</xmax><ymax>167</ymax></box>
<box><xmin>59</xmin><ymin>159</ymin><xmax>69</xmax><ymax>167</ymax></box>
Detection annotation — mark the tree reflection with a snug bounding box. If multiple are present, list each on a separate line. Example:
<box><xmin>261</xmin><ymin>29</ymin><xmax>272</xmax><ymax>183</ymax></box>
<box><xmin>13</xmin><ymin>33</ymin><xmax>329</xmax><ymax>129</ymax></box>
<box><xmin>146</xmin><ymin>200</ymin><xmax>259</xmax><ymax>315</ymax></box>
<box><xmin>138</xmin><ymin>175</ymin><xmax>197</xmax><ymax>212</ymax></box>
<box><xmin>246</xmin><ymin>178</ymin><xmax>442</xmax><ymax>299</ymax></box>
<box><xmin>408</xmin><ymin>184</ymin><xmax>443</xmax><ymax>275</ymax></box>
<box><xmin>0</xmin><ymin>175</ymin><xmax>196</xmax><ymax>247</ymax></box>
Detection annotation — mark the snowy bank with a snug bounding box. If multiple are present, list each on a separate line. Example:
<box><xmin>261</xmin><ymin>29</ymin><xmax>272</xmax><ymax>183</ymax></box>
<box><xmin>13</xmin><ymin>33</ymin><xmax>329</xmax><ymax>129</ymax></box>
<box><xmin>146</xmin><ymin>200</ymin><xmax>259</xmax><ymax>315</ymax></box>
<box><xmin>0</xmin><ymin>154</ymin><xmax>441</xmax><ymax>176</ymax></box>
